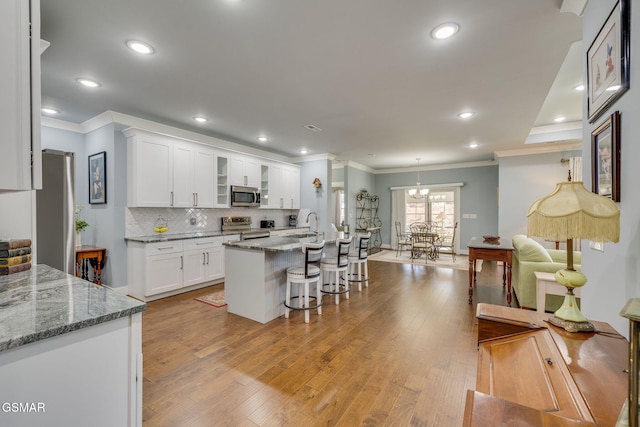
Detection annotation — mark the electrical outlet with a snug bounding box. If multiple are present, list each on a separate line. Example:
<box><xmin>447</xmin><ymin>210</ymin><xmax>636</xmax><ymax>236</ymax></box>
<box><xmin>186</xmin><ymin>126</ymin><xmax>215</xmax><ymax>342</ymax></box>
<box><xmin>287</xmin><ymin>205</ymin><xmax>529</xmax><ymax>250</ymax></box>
<box><xmin>190</xmin><ymin>216</ymin><xmax>197</xmax><ymax>226</ymax></box>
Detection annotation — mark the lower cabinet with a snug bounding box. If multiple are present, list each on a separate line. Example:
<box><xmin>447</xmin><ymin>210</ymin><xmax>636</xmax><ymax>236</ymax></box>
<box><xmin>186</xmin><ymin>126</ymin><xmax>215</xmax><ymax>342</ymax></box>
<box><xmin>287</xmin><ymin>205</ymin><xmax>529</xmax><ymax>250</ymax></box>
<box><xmin>128</xmin><ymin>236</ymin><xmax>227</xmax><ymax>301</ymax></box>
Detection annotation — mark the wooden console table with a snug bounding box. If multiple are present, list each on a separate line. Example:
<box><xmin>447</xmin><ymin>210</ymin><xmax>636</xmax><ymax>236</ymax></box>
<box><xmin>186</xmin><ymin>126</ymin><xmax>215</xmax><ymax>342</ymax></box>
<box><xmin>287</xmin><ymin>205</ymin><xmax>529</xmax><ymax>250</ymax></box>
<box><xmin>75</xmin><ymin>246</ymin><xmax>106</xmax><ymax>285</ymax></box>
<box><xmin>463</xmin><ymin>303</ymin><xmax>628</xmax><ymax>426</ymax></box>
<box><xmin>467</xmin><ymin>237</ymin><xmax>513</xmax><ymax>305</ymax></box>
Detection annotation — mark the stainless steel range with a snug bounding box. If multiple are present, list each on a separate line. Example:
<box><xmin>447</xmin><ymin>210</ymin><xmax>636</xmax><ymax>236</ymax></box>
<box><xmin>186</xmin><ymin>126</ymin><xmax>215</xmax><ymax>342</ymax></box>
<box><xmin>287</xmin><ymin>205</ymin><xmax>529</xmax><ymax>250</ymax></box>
<box><xmin>221</xmin><ymin>216</ymin><xmax>270</xmax><ymax>240</ymax></box>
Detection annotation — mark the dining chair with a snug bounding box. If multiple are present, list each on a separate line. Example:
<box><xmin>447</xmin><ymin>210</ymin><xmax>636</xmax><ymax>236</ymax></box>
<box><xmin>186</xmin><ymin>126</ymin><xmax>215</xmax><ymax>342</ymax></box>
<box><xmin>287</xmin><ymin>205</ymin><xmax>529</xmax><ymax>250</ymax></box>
<box><xmin>395</xmin><ymin>221</ymin><xmax>412</xmax><ymax>257</ymax></box>
<box><xmin>410</xmin><ymin>223</ymin><xmax>436</xmax><ymax>263</ymax></box>
<box><xmin>435</xmin><ymin>221</ymin><xmax>458</xmax><ymax>261</ymax></box>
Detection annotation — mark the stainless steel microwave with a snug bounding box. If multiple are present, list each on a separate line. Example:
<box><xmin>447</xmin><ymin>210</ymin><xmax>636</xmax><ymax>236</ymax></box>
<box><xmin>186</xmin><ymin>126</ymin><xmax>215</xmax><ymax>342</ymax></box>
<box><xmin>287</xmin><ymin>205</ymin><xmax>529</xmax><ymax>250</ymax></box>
<box><xmin>230</xmin><ymin>185</ymin><xmax>261</xmax><ymax>207</ymax></box>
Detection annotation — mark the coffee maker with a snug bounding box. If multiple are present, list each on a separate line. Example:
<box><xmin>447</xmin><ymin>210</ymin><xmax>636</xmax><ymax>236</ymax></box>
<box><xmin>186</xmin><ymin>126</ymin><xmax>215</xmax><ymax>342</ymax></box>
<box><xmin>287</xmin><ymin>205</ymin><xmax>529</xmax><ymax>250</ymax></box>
<box><xmin>288</xmin><ymin>214</ymin><xmax>297</xmax><ymax>227</ymax></box>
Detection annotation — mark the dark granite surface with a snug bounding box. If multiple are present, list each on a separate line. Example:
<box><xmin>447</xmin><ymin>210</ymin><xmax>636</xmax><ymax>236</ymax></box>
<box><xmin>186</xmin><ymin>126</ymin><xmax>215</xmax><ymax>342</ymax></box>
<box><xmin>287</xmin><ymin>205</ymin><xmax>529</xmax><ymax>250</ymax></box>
<box><xmin>0</xmin><ymin>265</ymin><xmax>146</xmax><ymax>352</ymax></box>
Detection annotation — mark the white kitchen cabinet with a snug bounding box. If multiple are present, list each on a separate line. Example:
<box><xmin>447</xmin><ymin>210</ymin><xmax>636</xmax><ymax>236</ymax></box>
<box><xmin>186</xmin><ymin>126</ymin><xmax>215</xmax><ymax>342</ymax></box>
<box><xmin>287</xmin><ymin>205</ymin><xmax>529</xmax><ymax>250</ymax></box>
<box><xmin>282</xmin><ymin>166</ymin><xmax>301</xmax><ymax>209</ymax></box>
<box><xmin>193</xmin><ymin>145</ymin><xmax>215</xmax><ymax>207</ymax></box>
<box><xmin>267</xmin><ymin>163</ymin><xmax>282</xmax><ymax>209</ymax></box>
<box><xmin>265</xmin><ymin>163</ymin><xmax>300</xmax><ymax>209</ymax></box>
<box><xmin>0</xmin><ymin>0</ymin><xmax>41</xmax><ymax>190</ymax></box>
<box><xmin>183</xmin><ymin>237</ymin><xmax>224</xmax><ymax>285</ymax></box>
<box><xmin>127</xmin><ymin>237</ymin><xmax>226</xmax><ymax>301</ymax></box>
<box><xmin>125</xmin><ymin>130</ymin><xmax>174</xmax><ymax>207</ymax></box>
<box><xmin>144</xmin><ymin>241</ymin><xmax>183</xmax><ymax>296</ymax></box>
<box><xmin>172</xmin><ymin>142</ymin><xmax>214</xmax><ymax>208</ymax></box>
<box><xmin>125</xmin><ymin>129</ymin><xmax>214</xmax><ymax>208</ymax></box>
<box><xmin>172</xmin><ymin>142</ymin><xmax>194</xmax><ymax>207</ymax></box>
<box><xmin>230</xmin><ymin>154</ymin><xmax>260</xmax><ymax>188</ymax></box>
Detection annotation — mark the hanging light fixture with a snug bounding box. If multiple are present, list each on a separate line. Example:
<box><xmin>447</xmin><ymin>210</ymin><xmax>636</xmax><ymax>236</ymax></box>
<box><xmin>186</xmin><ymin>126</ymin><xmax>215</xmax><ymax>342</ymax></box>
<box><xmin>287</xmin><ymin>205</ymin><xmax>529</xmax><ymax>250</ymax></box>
<box><xmin>408</xmin><ymin>158</ymin><xmax>429</xmax><ymax>198</ymax></box>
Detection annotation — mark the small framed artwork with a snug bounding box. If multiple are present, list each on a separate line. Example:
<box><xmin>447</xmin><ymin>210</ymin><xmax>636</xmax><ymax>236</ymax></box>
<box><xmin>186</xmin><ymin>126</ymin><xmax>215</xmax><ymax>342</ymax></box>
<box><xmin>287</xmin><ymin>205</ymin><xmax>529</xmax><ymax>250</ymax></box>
<box><xmin>586</xmin><ymin>0</ymin><xmax>630</xmax><ymax>123</ymax></box>
<box><xmin>88</xmin><ymin>151</ymin><xmax>107</xmax><ymax>204</ymax></box>
<box><xmin>591</xmin><ymin>111</ymin><xmax>620</xmax><ymax>202</ymax></box>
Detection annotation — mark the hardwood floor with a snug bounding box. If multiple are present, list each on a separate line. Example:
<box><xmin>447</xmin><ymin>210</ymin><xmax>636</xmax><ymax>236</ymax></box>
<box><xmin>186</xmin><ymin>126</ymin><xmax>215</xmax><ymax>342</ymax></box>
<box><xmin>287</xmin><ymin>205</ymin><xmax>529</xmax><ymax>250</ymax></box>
<box><xmin>142</xmin><ymin>256</ymin><xmax>512</xmax><ymax>426</ymax></box>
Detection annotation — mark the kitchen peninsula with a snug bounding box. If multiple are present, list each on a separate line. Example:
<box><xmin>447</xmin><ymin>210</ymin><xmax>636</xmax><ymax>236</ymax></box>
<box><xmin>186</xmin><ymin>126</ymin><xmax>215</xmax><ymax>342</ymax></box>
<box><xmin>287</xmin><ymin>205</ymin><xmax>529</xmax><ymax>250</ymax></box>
<box><xmin>224</xmin><ymin>232</ymin><xmax>329</xmax><ymax>324</ymax></box>
<box><xmin>0</xmin><ymin>265</ymin><xmax>146</xmax><ymax>427</ymax></box>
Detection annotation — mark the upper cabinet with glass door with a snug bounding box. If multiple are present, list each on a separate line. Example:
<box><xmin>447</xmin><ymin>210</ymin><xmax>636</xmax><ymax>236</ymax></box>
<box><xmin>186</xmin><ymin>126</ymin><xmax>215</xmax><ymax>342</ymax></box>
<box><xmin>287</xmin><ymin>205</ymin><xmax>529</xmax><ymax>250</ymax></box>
<box><xmin>214</xmin><ymin>152</ymin><xmax>229</xmax><ymax>208</ymax></box>
<box><xmin>260</xmin><ymin>164</ymin><xmax>269</xmax><ymax>208</ymax></box>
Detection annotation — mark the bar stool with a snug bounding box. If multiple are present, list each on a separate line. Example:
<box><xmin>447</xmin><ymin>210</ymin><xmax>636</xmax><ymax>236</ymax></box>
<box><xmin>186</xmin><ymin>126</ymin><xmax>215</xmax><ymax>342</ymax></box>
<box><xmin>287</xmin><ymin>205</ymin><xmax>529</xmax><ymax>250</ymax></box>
<box><xmin>349</xmin><ymin>232</ymin><xmax>371</xmax><ymax>291</ymax></box>
<box><xmin>320</xmin><ymin>236</ymin><xmax>353</xmax><ymax>304</ymax></box>
<box><xmin>284</xmin><ymin>240</ymin><xmax>325</xmax><ymax>323</ymax></box>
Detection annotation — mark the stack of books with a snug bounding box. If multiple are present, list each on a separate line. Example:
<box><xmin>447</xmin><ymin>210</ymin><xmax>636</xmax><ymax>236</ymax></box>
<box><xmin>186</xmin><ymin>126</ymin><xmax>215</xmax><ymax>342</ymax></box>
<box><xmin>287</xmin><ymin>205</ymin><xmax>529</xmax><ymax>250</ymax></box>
<box><xmin>0</xmin><ymin>238</ymin><xmax>32</xmax><ymax>275</ymax></box>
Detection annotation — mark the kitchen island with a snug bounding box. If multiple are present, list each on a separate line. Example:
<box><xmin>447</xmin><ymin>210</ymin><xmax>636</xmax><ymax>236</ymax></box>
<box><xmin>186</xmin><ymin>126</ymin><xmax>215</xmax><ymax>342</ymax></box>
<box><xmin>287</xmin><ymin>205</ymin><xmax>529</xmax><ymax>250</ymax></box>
<box><xmin>0</xmin><ymin>265</ymin><xmax>146</xmax><ymax>427</ymax></box>
<box><xmin>224</xmin><ymin>233</ymin><xmax>334</xmax><ymax>324</ymax></box>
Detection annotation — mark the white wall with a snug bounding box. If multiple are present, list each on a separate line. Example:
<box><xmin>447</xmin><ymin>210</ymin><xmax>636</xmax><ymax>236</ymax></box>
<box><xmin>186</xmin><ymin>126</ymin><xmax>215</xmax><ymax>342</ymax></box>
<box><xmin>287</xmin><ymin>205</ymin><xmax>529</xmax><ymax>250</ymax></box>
<box><xmin>0</xmin><ymin>192</ymin><xmax>33</xmax><ymax>240</ymax></box>
<box><xmin>581</xmin><ymin>1</ymin><xmax>640</xmax><ymax>336</ymax></box>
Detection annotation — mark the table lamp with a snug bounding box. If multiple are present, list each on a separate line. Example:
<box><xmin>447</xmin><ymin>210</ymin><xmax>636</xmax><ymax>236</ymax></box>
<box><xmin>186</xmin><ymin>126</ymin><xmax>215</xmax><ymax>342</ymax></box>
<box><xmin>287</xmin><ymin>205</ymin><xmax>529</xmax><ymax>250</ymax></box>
<box><xmin>526</xmin><ymin>178</ymin><xmax>620</xmax><ymax>332</ymax></box>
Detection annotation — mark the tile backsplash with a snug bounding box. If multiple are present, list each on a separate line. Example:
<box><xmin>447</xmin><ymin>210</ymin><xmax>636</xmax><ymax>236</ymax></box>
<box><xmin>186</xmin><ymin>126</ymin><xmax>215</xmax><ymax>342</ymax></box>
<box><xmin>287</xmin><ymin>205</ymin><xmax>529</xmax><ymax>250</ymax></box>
<box><xmin>126</xmin><ymin>207</ymin><xmax>299</xmax><ymax>237</ymax></box>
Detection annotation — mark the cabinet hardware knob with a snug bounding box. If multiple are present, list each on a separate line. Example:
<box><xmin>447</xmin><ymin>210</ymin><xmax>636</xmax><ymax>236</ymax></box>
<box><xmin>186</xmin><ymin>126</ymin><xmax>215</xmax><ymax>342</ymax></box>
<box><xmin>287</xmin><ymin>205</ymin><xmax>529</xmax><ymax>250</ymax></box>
<box><xmin>545</xmin><ymin>357</ymin><xmax>552</xmax><ymax>365</ymax></box>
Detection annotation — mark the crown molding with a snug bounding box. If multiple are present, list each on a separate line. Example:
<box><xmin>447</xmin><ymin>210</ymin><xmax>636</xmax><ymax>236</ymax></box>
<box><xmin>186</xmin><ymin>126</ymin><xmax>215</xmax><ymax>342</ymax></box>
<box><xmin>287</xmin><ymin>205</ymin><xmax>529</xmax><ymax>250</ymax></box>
<box><xmin>495</xmin><ymin>141</ymin><xmax>581</xmax><ymax>158</ymax></box>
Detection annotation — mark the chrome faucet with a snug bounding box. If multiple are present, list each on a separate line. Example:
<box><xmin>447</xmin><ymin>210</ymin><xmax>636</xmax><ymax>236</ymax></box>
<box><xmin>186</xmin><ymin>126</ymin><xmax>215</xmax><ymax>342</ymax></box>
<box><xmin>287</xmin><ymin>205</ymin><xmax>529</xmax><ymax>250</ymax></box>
<box><xmin>306</xmin><ymin>211</ymin><xmax>319</xmax><ymax>237</ymax></box>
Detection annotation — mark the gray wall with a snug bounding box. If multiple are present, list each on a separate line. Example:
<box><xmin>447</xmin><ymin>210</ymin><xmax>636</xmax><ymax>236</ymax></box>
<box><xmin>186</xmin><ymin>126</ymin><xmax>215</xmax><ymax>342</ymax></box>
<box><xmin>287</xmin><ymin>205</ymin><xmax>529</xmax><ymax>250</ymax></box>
<box><xmin>40</xmin><ymin>124</ymin><xmax>128</xmax><ymax>288</ymax></box>
<box><xmin>499</xmin><ymin>152</ymin><xmax>580</xmax><ymax>243</ymax></box>
<box><xmin>375</xmin><ymin>165</ymin><xmax>499</xmax><ymax>251</ymax></box>
<box><xmin>299</xmin><ymin>159</ymin><xmax>331</xmax><ymax>233</ymax></box>
<box><xmin>581</xmin><ymin>1</ymin><xmax>640</xmax><ymax>335</ymax></box>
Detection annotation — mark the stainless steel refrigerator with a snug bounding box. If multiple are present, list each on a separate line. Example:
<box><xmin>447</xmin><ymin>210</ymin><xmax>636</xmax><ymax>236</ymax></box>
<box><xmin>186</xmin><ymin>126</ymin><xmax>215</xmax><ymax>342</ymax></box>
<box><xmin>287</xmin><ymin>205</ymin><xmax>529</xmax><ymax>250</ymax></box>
<box><xmin>36</xmin><ymin>149</ymin><xmax>76</xmax><ymax>274</ymax></box>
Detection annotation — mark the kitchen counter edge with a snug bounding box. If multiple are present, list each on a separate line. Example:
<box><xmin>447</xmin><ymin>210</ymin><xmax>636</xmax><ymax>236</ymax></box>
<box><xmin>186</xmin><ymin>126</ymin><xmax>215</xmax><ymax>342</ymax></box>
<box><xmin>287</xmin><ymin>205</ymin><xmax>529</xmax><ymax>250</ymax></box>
<box><xmin>125</xmin><ymin>226</ymin><xmax>309</xmax><ymax>243</ymax></box>
<box><xmin>0</xmin><ymin>265</ymin><xmax>146</xmax><ymax>352</ymax></box>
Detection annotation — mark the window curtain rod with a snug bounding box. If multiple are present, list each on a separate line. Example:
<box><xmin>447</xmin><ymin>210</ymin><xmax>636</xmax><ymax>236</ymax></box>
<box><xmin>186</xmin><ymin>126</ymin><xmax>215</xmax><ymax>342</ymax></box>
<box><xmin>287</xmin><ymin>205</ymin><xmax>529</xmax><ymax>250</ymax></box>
<box><xmin>390</xmin><ymin>182</ymin><xmax>464</xmax><ymax>191</ymax></box>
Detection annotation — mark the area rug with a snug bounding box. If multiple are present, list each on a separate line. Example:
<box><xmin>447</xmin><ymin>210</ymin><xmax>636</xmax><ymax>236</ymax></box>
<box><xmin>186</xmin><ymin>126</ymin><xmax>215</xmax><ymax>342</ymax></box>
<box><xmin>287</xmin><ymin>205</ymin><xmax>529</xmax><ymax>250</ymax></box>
<box><xmin>368</xmin><ymin>249</ymin><xmax>482</xmax><ymax>271</ymax></box>
<box><xmin>194</xmin><ymin>290</ymin><xmax>227</xmax><ymax>307</ymax></box>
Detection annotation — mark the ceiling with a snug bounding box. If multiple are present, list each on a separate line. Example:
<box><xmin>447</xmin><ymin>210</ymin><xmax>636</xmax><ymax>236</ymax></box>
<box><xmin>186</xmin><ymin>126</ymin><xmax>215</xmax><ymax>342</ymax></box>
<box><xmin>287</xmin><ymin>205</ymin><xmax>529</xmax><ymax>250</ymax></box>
<box><xmin>39</xmin><ymin>0</ymin><xmax>584</xmax><ymax>170</ymax></box>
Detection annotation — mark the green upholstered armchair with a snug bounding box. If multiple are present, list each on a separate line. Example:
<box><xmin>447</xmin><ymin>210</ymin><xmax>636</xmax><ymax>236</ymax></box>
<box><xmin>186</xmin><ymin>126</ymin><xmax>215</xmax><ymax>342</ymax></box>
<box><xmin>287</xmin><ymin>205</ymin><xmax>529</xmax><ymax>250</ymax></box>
<box><xmin>511</xmin><ymin>234</ymin><xmax>582</xmax><ymax>312</ymax></box>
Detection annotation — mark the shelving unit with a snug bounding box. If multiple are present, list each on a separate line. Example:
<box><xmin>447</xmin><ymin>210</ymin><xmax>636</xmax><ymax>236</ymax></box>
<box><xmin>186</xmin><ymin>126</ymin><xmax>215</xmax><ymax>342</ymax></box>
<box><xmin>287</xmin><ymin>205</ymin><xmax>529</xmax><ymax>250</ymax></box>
<box><xmin>355</xmin><ymin>190</ymin><xmax>382</xmax><ymax>253</ymax></box>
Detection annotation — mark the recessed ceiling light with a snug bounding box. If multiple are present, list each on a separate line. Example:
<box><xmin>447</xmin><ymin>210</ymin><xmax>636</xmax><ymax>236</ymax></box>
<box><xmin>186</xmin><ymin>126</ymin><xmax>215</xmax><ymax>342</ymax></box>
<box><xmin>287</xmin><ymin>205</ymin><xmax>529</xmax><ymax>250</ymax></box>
<box><xmin>607</xmin><ymin>85</ymin><xmax>621</xmax><ymax>92</ymax></box>
<box><xmin>76</xmin><ymin>78</ymin><xmax>101</xmax><ymax>88</ymax></box>
<box><xmin>193</xmin><ymin>116</ymin><xmax>208</xmax><ymax>123</ymax></box>
<box><xmin>126</xmin><ymin>40</ymin><xmax>155</xmax><ymax>55</ymax></box>
<box><xmin>41</xmin><ymin>107</ymin><xmax>59</xmax><ymax>115</ymax></box>
<box><xmin>574</xmin><ymin>84</ymin><xmax>584</xmax><ymax>91</ymax></box>
<box><xmin>431</xmin><ymin>22</ymin><xmax>460</xmax><ymax>40</ymax></box>
<box><xmin>553</xmin><ymin>116</ymin><xmax>566</xmax><ymax>123</ymax></box>
<box><xmin>457</xmin><ymin>111</ymin><xmax>475</xmax><ymax>119</ymax></box>
<box><xmin>257</xmin><ymin>136</ymin><xmax>268</xmax><ymax>142</ymax></box>
<box><xmin>300</xmin><ymin>148</ymin><xmax>308</xmax><ymax>155</ymax></box>
<box><xmin>468</xmin><ymin>142</ymin><xmax>479</xmax><ymax>149</ymax></box>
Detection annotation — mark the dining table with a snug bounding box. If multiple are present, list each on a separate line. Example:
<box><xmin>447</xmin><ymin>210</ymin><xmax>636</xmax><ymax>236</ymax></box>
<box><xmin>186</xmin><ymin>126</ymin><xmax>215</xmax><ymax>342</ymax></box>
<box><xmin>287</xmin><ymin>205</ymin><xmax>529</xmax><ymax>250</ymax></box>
<box><xmin>409</xmin><ymin>224</ymin><xmax>440</xmax><ymax>261</ymax></box>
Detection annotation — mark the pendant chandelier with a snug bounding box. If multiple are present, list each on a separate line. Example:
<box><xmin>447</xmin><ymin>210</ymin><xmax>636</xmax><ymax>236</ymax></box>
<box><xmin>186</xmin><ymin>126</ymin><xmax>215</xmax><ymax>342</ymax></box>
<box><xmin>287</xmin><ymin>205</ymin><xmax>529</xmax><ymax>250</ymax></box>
<box><xmin>408</xmin><ymin>158</ymin><xmax>429</xmax><ymax>199</ymax></box>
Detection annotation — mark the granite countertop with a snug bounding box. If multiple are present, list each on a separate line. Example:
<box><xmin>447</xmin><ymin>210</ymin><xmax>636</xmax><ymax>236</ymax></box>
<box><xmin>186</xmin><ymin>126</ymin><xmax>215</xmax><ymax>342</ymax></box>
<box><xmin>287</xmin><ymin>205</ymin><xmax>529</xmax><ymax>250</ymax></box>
<box><xmin>0</xmin><ymin>265</ymin><xmax>146</xmax><ymax>352</ymax></box>
<box><xmin>224</xmin><ymin>231</ymin><xmax>346</xmax><ymax>252</ymax></box>
<box><xmin>125</xmin><ymin>226</ymin><xmax>309</xmax><ymax>244</ymax></box>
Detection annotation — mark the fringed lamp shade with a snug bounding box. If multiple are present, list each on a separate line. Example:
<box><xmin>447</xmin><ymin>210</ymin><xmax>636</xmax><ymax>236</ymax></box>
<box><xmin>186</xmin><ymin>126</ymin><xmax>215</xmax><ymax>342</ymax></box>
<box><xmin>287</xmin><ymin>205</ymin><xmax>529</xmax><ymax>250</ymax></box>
<box><xmin>527</xmin><ymin>181</ymin><xmax>620</xmax><ymax>243</ymax></box>
<box><xmin>526</xmin><ymin>180</ymin><xmax>620</xmax><ymax>333</ymax></box>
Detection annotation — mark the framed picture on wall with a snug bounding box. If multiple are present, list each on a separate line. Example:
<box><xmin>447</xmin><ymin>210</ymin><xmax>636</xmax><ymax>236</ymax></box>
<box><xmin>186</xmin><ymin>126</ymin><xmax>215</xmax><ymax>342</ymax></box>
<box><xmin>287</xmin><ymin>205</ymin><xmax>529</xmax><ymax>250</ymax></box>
<box><xmin>586</xmin><ymin>0</ymin><xmax>630</xmax><ymax>123</ymax></box>
<box><xmin>591</xmin><ymin>111</ymin><xmax>620</xmax><ymax>202</ymax></box>
<box><xmin>89</xmin><ymin>151</ymin><xmax>107</xmax><ymax>204</ymax></box>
